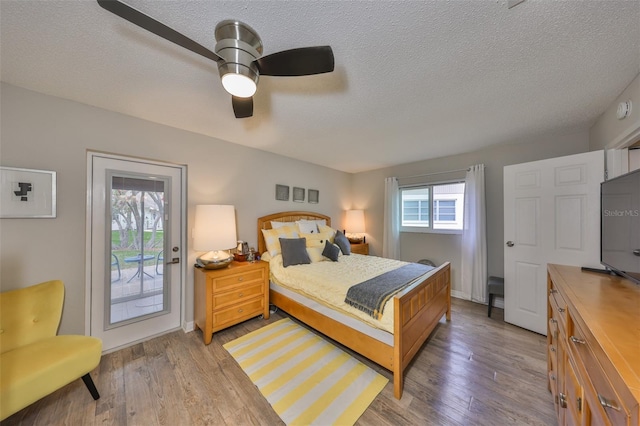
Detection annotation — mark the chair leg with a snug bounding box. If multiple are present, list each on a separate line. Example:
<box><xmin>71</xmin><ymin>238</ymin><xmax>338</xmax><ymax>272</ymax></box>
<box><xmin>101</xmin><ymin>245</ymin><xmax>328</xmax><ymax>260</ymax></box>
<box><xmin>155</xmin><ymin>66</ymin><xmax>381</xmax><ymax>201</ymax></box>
<box><xmin>487</xmin><ymin>294</ymin><xmax>493</xmax><ymax>317</ymax></box>
<box><xmin>81</xmin><ymin>373</ymin><xmax>100</xmax><ymax>400</ymax></box>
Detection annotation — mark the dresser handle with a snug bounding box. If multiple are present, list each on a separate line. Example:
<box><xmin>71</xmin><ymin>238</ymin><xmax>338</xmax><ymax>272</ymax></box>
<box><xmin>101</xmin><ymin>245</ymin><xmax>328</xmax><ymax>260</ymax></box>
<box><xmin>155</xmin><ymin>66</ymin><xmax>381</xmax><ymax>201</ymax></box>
<box><xmin>598</xmin><ymin>394</ymin><xmax>621</xmax><ymax>411</ymax></box>
<box><xmin>238</xmin><ymin>309</ymin><xmax>244</xmax><ymax>313</ymax></box>
<box><xmin>550</xmin><ymin>346</ymin><xmax>556</xmax><ymax>353</ymax></box>
<box><xmin>238</xmin><ymin>277</ymin><xmax>244</xmax><ymax>282</ymax></box>
<box><xmin>570</xmin><ymin>336</ymin><xmax>586</xmax><ymax>345</ymax></box>
<box><xmin>549</xmin><ymin>288</ymin><xmax>558</xmax><ymax>294</ymax></box>
<box><xmin>550</xmin><ymin>373</ymin><xmax>556</xmax><ymax>381</ymax></box>
<box><xmin>238</xmin><ymin>292</ymin><xmax>244</xmax><ymax>297</ymax></box>
<box><xmin>558</xmin><ymin>307</ymin><xmax>565</xmax><ymax>313</ymax></box>
<box><xmin>550</xmin><ymin>318</ymin><xmax>557</xmax><ymax>324</ymax></box>
<box><xmin>559</xmin><ymin>392</ymin><xmax>567</xmax><ymax>408</ymax></box>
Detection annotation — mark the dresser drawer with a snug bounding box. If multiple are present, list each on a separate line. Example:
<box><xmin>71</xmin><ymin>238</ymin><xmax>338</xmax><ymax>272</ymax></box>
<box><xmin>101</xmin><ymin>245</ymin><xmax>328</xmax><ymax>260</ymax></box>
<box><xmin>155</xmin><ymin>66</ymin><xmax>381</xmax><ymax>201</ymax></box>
<box><xmin>212</xmin><ymin>269</ymin><xmax>265</xmax><ymax>292</ymax></box>
<box><xmin>212</xmin><ymin>297</ymin><xmax>264</xmax><ymax>330</ymax></box>
<box><xmin>213</xmin><ymin>281</ymin><xmax>264</xmax><ymax>309</ymax></box>
<box><xmin>568</xmin><ymin>317</ymin><xmax>630</xmax><ymax>425</ymax></box>
<box><xmin>549</xmin><ymin>286</ymin><xmax>568</xmax><ymax>331</ymax></box>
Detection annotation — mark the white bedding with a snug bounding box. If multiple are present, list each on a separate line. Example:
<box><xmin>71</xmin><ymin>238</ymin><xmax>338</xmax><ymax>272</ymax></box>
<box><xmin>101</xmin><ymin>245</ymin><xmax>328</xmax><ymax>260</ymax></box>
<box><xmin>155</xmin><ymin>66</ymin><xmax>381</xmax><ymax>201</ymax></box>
<box><xmin>267</xmin><ymin>253</ymin><xmax>430</xmax><ymax>334</ymax></box>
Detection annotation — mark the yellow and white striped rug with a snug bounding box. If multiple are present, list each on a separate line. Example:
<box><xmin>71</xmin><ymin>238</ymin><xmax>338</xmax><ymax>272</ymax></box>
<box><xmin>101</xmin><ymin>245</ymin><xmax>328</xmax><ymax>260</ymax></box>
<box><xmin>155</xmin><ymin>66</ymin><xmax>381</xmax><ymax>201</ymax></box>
<box><xmin>223</xmin><ymin>318</ymin><xmax>388</xmax><ymax>426</ymax></box>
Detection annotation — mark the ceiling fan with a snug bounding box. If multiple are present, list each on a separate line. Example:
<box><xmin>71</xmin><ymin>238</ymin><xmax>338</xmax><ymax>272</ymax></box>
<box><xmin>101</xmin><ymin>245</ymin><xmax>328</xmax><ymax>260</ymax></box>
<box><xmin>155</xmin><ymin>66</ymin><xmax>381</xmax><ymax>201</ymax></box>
<box><xmin>97</xmin><ymin>0</ymin><xmax>335</xmax><ymax>118</ymax></box>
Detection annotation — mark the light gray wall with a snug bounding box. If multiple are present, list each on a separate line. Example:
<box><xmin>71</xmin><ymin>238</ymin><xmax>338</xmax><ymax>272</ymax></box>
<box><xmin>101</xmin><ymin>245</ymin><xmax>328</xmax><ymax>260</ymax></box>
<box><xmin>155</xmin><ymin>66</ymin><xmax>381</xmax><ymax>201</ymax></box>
<box><xmin>352</xmin><ymin>130</ymin><xmax>590</xmax><ymax>296</ymax></box>
<box><xmin>0</xmin><ymin>83</ymin><xmax>351</xmax><ymax>334</ymax></box>
<box><xmin>590</xmin><ymin>72</ymin><xmax>640</xmax><ymax>150</ymax></box>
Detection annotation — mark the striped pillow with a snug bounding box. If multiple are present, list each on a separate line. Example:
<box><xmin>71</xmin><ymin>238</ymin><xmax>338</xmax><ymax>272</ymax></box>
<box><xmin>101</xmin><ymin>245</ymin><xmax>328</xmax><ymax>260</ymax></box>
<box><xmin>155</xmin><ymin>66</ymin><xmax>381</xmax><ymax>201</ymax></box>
<box><xmin>262</xmin><ymin>225</ymin><xmax>299</xmax><ymax>257</ymax></box>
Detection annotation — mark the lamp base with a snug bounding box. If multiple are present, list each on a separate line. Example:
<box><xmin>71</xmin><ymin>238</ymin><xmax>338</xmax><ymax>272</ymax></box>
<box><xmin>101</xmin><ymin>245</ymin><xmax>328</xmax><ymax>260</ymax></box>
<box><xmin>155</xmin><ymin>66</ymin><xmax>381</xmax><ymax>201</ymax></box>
<box><xmin>347</xmin><ymin>234</ymin><xmax>364</xmax><ymax>244</ymax></box>
<box><xmin>197</xmin><ymin>251</ymin><xmax>233</xmax><ymax>269</ymax></box>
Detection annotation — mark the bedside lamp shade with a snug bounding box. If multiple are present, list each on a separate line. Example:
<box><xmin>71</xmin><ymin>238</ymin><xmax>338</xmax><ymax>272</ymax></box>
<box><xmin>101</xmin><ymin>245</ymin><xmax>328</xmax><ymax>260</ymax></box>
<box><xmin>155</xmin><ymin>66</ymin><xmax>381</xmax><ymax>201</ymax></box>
<box><xmin>194</xmin><ymin>205</ymin><xmax>237</xmax><ymax>269</ymax></box>
<box><xmin>345</xmin><ymin>209</ymin><xmax>365</xmax><ymax>243</ymax></box>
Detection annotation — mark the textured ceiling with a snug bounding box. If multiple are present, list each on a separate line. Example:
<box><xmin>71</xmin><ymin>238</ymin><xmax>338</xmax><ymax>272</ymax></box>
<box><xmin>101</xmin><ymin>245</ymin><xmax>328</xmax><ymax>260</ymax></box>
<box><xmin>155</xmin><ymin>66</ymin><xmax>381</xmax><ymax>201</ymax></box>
<box><xmin>1</xmin><ymin>0</ymin><xmax>639</xmax><ymax>173</ymax></box>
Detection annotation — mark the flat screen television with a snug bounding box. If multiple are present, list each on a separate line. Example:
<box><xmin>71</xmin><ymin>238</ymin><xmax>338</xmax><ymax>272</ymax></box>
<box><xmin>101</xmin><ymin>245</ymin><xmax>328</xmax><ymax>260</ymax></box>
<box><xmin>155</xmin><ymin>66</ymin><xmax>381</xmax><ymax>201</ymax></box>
<box><xmin>601</xmin><ymin>167</ymin><xmax>640</xmax><ymax>284</ymax></box>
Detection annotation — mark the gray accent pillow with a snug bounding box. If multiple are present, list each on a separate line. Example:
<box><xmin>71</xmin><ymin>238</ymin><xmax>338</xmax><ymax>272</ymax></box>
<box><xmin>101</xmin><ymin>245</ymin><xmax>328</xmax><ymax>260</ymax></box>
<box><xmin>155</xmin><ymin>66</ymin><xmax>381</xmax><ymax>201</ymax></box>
<box><xmin>279</xmin><ymin>238</ymin><xmax>311</xmax><ymax>267</ymax></box>
<box><xmin>334</xmin><ymin>230</ymin><xmax>351</xmax><ymax>255</ymax></box>
<box><xmin>322</xmin><ymin>240</ymin><xmax>340</xmax><ymax>262</ymax></box>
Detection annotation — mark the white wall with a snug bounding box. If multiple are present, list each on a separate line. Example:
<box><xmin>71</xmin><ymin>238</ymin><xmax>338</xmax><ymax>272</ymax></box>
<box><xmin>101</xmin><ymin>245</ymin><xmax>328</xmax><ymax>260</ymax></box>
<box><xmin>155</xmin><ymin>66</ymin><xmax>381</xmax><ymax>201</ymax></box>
<box><xmin>0</xmin><ymin>83</ymin><xmax>352</xmax><ymax>334</ymax></box>
<box><xmin>590</xmin><ymin>72</ymin><xmax>640</xmax><ymax>151</ymax></box>
<box><xmin>352</xmin><ymin>130</ymin><xmax>590</xmax><ymax>297</ymax></box>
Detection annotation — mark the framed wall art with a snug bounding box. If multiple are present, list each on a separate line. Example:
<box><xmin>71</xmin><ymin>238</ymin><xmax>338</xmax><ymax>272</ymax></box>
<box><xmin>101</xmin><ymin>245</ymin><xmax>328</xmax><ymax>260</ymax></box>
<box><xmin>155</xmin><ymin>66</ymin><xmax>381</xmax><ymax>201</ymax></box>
<box><xmin>0</xmin><ymin>166</ymin><xmax>57</xmax><ymax>218</ymax></box>
<box><xmin>308</xmin><ymin>189</ymin><xmax>319</xmax><ymax>204</ymax></box>
<box><xmin>275</xmin><ymin>184</ymin><xmax>289</xmax><ymax>201</ymax></box>
<box><xmin>292</xmin><ymin>187</ymin><xmax>305</xmax><ymax>202</ymax></box>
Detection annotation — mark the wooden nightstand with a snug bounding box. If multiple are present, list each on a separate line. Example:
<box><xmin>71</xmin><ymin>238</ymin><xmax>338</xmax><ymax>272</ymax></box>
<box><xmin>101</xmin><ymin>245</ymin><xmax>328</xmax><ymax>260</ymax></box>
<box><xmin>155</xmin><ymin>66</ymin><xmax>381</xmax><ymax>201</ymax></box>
<box><xmin>350</xmin><ymin>243</ymin><xmax>369</xmax><ymax>255</ymax></box>
<box><xmin>194</xmin><ymin>260</ymin><xmax>270</xmax><ymax>344</ymax></box>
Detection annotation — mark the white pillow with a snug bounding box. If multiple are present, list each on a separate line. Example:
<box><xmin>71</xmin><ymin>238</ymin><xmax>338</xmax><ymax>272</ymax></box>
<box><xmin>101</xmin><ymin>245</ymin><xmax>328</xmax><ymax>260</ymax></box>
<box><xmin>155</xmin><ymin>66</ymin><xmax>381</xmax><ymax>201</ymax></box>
<box><xmin>270</xmin><ymin>221</ymin><xmax>290</xmax><ymax>229</ymax></box>
<box><xmin>296</xmin><ymin>220</ymin><xmax>319</xmax><ymax>234</ymax></box>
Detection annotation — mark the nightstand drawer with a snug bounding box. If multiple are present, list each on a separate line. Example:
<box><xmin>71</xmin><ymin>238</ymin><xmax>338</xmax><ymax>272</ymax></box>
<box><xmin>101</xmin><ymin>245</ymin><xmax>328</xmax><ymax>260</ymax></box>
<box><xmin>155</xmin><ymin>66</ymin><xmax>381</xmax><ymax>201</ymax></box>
<box><xmin>213</xmin><ymin>297</ymin><xmax>264</xmax><ymax>329</ymax></box>
<box><xmin>351</xmin><ymin>243</ymin><xmax>369</xmax><ymax>255</ymax></box>
<box><xmin>213</xmin><ymin>282</ymin><xmax>264</xmax><ymax>308</ymax></box>
<box><xmin>213</xmin><ymin>269</ymin><xmax>264</xmax><ymax>292</ymax></box>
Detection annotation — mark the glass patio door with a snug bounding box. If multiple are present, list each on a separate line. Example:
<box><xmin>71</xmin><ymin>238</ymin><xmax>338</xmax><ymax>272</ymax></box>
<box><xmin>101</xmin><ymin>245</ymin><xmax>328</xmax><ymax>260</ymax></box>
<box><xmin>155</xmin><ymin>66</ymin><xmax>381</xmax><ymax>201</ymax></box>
<box><xmin>88</xmin><ymin>153</ymin><xmax>184</xmax><ymax>352</ymax></box>
<box><xmin>109</xmin><ymin>173</ymin><xmax>167</xmax><ymax>325</ymax></box>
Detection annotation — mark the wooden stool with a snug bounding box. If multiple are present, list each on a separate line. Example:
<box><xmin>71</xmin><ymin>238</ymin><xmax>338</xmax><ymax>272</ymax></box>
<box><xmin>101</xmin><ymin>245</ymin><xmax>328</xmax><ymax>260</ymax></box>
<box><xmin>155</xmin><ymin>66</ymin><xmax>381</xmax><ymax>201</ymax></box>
<box><xmin>487</xmin><ymin>276</ymin><xmax>504</xmax><ymax>317</ymax></box>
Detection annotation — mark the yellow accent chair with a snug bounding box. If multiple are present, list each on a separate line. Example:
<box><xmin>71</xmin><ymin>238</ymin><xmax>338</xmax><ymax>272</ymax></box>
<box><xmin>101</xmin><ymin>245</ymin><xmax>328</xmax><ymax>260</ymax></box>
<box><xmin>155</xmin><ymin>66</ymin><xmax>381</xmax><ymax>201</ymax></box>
<box><xmin>0</xmin><ymin>280</ymin><xmax>102</xmax><ymax>421</ymax></box>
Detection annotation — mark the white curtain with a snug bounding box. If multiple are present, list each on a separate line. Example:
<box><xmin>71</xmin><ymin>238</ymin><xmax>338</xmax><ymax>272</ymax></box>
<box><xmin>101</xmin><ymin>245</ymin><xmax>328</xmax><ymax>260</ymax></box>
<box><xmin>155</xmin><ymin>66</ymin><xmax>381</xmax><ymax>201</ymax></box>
<box><xmin>461</xmin><ymin>164</ymin><xmax>487</xmax><ymax>303</ymax></box>
<box><xmin>383</xmin><ymin>177</ymin><xmax>400</xmax><ymax>259</ymax></box>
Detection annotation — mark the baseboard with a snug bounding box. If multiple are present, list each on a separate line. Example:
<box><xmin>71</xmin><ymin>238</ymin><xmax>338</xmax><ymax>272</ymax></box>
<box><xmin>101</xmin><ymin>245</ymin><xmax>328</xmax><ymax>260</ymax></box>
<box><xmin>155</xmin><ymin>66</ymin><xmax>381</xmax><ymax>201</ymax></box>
<box><xmin>492</xmin><ymin>296</ymin><xmax>505</xmax><ymax>309</ymax></box>
<box><xmin>182</xmin><ymin>320</ymin><xmax>194</xmax><ymax>332</ymax></box>
<box><xmin>451</xmin><ymin>290</ymin><xmax>468</xmax><ymax>300</ymax></box>
<box><xmin>451</xmin><ymin>290</ymin><xmax>504</xmax><ymax>309</ymax></box>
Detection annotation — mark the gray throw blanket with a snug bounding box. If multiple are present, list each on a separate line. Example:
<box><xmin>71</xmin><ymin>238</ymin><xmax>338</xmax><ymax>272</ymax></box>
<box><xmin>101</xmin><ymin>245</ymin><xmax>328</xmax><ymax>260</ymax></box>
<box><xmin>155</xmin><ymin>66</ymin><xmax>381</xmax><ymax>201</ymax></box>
<box><xmin>344</xmin><ymin>263</ymin><xmax>434</xmax><ymax>320</ymax></box>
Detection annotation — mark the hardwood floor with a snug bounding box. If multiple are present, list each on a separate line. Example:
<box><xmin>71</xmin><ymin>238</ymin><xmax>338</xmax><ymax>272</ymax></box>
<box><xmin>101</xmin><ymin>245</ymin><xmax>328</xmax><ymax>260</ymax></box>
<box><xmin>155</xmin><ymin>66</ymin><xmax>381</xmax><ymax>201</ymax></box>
<box><xmin>2</xmin><ymin>298</ymin><xmax>556</xmax><ymax>426</ymax></box>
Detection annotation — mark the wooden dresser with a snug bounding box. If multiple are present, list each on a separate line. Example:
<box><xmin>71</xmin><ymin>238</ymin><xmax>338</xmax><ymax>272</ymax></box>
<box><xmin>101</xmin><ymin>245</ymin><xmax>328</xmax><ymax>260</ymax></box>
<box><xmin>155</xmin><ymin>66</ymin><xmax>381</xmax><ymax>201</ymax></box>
<box><xmin>547</xmin><ymin>264</ymin><xmax>640</xmax><ymax>425</ymax></box>
<box><xmin>194</xmin><ymin>260</ymin><xmax>270</xmax><ymax>344</ymax></box>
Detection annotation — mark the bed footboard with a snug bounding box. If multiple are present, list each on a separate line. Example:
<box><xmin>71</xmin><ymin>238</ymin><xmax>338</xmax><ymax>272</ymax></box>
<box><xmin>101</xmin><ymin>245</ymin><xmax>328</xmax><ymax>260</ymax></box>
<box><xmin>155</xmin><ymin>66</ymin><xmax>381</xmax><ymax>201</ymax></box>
<box><xmin>393</xmin><ymin>262</ymin><xmax>451</xmax><ymax>399</ymax></box>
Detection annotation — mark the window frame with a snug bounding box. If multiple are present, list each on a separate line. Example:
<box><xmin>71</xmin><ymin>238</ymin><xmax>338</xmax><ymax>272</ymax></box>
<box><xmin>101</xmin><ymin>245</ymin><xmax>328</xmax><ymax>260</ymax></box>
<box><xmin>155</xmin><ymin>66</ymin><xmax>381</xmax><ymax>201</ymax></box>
<box><xmin>400</xmin><ymin>181</ymin><xmax>465</xmax><ymax>235</ymax></box>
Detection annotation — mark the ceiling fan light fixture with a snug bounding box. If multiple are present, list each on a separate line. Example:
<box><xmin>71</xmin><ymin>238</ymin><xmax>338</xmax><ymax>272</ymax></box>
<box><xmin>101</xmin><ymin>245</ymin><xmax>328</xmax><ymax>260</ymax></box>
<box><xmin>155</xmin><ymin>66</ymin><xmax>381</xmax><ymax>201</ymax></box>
<box><xmin>219</xmin><ymin>63</ymin><xmax>258</xmax><ymax>98</ymax></box>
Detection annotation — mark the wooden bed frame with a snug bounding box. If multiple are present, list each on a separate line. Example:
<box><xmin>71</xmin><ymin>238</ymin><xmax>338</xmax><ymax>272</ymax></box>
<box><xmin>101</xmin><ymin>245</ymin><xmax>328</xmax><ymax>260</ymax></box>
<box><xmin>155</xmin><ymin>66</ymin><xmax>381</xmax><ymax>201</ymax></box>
<box><xmin>257</xmin><ymin>211</ymin><xmax>451</xmax><ymax>399</ymax></box>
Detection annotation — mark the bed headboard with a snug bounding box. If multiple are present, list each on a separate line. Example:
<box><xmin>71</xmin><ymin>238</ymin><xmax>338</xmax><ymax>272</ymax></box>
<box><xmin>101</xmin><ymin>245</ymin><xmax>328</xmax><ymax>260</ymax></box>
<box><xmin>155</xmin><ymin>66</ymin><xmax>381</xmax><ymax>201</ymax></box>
<box><xmin>257</xmin><ymin>211</ymin><xmax>332</xmax><ymax>255</ymax></box>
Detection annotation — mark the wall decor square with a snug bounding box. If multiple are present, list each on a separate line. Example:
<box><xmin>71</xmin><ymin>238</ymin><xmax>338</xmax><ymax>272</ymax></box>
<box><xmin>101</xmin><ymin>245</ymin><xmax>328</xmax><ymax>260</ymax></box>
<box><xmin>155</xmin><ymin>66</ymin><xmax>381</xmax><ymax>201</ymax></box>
<box><xmin>0</xmin><ymin>166</ymin><xmax>57</xmax><ymax>218</ymax></box>
<box><xmin>275</xmin><ymin>184</ymin><xmax>289</xmax><ymax>201</ymax></box>
<box><xmin>293</xmin><ymin>187</ymin><xmax>305</xmax><ymax>202</ymax></box>
<box><xmin>308</xmin><ymin>189</ymin><xmax>319</xmax><ymax>204</ymax></box>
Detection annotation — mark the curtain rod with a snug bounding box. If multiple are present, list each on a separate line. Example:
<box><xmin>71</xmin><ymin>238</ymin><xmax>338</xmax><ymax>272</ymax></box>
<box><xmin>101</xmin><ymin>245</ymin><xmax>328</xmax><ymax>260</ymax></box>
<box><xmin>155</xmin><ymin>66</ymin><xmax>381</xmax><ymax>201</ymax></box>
<box><xmin>399</xmin><ymin>167</ymin><xmax>469</xmax><ymax>181</ymax></box>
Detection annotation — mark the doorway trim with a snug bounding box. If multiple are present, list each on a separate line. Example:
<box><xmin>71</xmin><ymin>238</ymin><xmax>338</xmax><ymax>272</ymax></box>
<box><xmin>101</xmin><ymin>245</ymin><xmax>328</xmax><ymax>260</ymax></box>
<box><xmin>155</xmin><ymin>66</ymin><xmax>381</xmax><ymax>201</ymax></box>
<box><xmin>85</xmin><ymin>151</ymin><xmax>187</xmax><ymax>347</ymax></box>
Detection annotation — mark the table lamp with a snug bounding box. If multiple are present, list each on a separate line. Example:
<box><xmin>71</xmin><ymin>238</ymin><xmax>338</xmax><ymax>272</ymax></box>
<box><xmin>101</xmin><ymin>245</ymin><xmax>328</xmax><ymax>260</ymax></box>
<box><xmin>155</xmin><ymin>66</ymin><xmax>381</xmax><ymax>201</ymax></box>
<box><xmin>345</xmin><ymin>209</ymin><xmax>365</xmax><ymax>243</ymax></box>
<box><xmin>194</xmin><ymin>204</ymin><xmax>237</xmax><ymax>269</ymax></box>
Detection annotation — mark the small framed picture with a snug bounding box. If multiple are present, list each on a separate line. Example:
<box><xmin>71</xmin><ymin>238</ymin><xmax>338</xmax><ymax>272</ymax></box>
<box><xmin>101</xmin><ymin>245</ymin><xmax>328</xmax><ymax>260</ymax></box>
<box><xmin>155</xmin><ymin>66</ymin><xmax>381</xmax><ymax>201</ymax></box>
<box><xmin>293</xmin><ymin>187</ymin><xmax>305</xmax><ymax>202</ymax></box>
<box><xmin>0</xmin><ymin>166</ymin><xmax>57</xmax><ymax>218</ymax></box>
<box><xmin>308</xmin><ymin>189</ymin><xmax>319</xmax><ymax>204</ymax></box>
<box><xmin>275</xmin><ymin>184</ymin><xmax>289</xmax><ymax>201</ymax></box>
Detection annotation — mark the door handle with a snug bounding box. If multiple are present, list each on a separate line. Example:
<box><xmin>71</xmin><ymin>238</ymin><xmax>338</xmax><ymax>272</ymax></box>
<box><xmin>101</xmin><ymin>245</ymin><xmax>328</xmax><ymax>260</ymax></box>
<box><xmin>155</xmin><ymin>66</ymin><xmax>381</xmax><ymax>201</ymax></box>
<box><xmin>506</xmin><ymin>241</ymin><xmax>514</xmax><ymax>247</ymax></box>
<box><xmin>633</xmin><ymin>249</ymin><xmax>640</xmax><ymax>257</ymax></box>
<box><xmin>165</xmin><ymin>257</ymin><xmax>180</xmax><ymax>265</ymax></box>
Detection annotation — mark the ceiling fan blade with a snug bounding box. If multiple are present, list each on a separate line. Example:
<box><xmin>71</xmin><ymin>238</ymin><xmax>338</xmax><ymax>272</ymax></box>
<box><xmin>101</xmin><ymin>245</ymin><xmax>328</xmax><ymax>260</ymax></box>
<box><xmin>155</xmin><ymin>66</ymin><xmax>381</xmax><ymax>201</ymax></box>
<box><xmin>232</xmin><ymin>96</ymin><xmax>253</xmax><ymax>118</ymax></box>
<box><xmin>97</xmin><ymin>0</ymin><xmax>222</xmax><ymax>63</ymax></box>
<box><xmin>255</xmin><ymin>46</ymin><xmax>334</xmax><ymax>76</ymax></box>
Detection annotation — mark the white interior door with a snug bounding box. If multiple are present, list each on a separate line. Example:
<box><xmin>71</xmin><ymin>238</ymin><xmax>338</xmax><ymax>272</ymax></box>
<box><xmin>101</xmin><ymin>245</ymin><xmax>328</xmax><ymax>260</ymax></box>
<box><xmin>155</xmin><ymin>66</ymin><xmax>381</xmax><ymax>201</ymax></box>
<box><xmin>504</xmin><ymin>150</ymin><xmax>604</xmax><ymax>334</ymax></box>
<box><xmin>87</xmin><ymin>153</ymin><xmax>184</xmax><ymax>352</ymax></box>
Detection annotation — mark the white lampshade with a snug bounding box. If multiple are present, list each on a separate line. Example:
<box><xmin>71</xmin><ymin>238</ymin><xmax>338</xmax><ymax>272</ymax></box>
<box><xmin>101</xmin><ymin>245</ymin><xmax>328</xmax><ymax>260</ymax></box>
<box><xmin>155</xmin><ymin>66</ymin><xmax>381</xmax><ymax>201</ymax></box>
<box><xmin>345</xmin><ymin>209</ymin><xmax>365</xmax><ymax>234</ymax></box>
<box><xmin>194</xmin><ymin>205</ymin><xmax>237</xmax><ymax>251</ymax></box>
